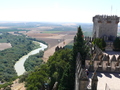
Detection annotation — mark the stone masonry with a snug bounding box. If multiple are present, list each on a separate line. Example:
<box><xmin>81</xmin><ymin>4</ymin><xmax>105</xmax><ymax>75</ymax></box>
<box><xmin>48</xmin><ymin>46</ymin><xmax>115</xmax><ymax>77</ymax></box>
<box><xmin>93</xmin><ymin>15</ymin><xmax>119</xmax><ymax>40</ymax></box>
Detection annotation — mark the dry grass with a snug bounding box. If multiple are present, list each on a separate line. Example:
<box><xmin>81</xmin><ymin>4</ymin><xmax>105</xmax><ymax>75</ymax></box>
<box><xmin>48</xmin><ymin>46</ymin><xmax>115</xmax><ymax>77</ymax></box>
<box><xmin>0</xmin><ymin>27</ymin><xmax>10</xmax><ymax>29</ymax></box>
<box><xmin>43</xmin><ymin>39</ymin><xmax>73</xmax><ymax>62</ymax></box>
<box><xmin>0</xmin><ymin>43</ymin><xmax>12</xmax><ymax>50</ymax></box>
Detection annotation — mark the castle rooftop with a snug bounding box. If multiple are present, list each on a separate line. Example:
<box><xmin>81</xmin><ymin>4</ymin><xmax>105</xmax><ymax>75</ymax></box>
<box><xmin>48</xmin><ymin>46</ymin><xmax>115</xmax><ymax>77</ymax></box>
<box><xmin>93</xmin><ymin>15</ymin><xmax>119</xmax><ymax>19</ymax></box>
<box><xmin>93</xmin><ymin>15</ymin><xmax>120</xmax><ymax>23</ymax></box>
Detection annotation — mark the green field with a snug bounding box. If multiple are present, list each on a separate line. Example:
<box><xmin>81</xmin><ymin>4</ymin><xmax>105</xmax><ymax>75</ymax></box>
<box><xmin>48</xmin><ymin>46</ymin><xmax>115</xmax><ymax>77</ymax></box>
<box><xmin>0</xmin><ymin>29</ymin><xmax>27</xmax><ymax>32</ymax></box>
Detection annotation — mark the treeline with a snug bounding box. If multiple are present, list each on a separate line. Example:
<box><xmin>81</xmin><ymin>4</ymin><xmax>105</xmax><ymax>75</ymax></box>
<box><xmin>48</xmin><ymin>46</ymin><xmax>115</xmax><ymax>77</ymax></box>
<box><xmin>20</xmin><ymin>48</ymin><xmax>74</xmax><ymax>90</ymax></box>
<box><xmin>0</xmin><ymin>33</ymin><xmax>41</xmax><ymax>82</ymax></box>
<box><xmin>24</xmin><ymin>51</ymin><xmax>44</xmax><ymax>72</ymax></box>
<box><xmin>92</xmin><ymin>37</ymin><xmax>120</xmax><ymax>51</ymax></box>
<box><xmin>27</xmin><ymin>37</ymin><xmax>48</xmax><ymax>45</ymax></box>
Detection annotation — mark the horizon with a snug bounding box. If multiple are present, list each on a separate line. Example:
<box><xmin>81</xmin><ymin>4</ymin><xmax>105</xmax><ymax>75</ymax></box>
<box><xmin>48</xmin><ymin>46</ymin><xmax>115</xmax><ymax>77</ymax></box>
<box><xmin>0</xmin><ymin>0</ymin><xmax>120</xmax><ymax>23</ymax></box>
<box><xmin>0</xmin><ymin>21</ymin><xmax>93</xmax><ymax>24</ymax></box>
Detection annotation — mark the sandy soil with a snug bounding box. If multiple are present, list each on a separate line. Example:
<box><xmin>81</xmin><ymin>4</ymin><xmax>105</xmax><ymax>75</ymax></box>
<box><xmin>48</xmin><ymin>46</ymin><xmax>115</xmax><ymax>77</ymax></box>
<box><xmin>0</xmin><ymin>43</ymin><xmax>12</xmax><ymax>50</ymax></box>
<box><xmin>11</xmin><ymin>79</ymin><xmax>26</xmax><ymax>90</ymax></box>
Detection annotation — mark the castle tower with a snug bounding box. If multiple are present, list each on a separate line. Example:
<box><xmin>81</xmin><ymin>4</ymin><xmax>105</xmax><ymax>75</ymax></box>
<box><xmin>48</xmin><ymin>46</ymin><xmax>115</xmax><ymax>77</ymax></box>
<box><xmin>93</xmin><ymin>15</ymin><xmax>119</xmax><ymax>40</ymax></box>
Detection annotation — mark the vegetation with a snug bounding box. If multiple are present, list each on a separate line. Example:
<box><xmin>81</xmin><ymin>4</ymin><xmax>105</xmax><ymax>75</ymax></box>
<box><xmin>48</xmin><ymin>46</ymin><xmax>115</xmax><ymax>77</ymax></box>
<box><xmin>64</xmin><ymin>42</ymin><xmax>73</xmax><ymax>49</ymax></box>
<box><xmin>64</xmin><ymin>45</ymin><xmax>73</xmax><ymax>49</ymax></box>
<box><xmin>73</xmin><ymin>26</ymin><xmax>88</xmax><ymax>66</ymax></box>
<box><xmin>20</xmin><ymin>49</ymin><xmax>73</xmax><ymax>90</ymax></box>
<box><xmin>0</xmin><ymin>81</ymin><xmax>12</xmax><ymax>90</ymax></box>
<box><xmin>113</xmin><ymin>37</ymin><xmax>120</xmax><ymax>51</ymax></box>
<box><xmin>20</xmin><ymin>26</ymin><xmax>88</xmax><ymax>90</ymax></box>
<box><xmin>92</xmin><ymin>38</ymin><xmax>106</xmax><ymax>51</ymax></box>
<box><xmin>0</xmin><ymin>28</ymin><xmax>27</xmax><ymax>32</ymax></box>
<box><xmin>0</xmin><ymin>22</ymin><xmax>93</xmax><ymax>35</ymax></box>
<box><xmin>27</xmin><ymin>38</ymin><xmax>48</xmax><ymax>45</ymax></box>
<box><xmin>24</xmin><ymin>51</ymin><xmax>44</xmax><ymax>71</ymax></box>
<box><xmin>0</xmin><ymin>33</ymin><xmax>41</xmax><ymax>82</ymax></box>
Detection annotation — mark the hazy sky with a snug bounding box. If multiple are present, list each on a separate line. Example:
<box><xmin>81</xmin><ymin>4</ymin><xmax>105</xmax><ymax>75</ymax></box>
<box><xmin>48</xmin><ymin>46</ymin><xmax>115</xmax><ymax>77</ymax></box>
<box><xmin>0</xmin><ymin>0</ymin><xmax>120</xmax><ymax>23</ymax></box>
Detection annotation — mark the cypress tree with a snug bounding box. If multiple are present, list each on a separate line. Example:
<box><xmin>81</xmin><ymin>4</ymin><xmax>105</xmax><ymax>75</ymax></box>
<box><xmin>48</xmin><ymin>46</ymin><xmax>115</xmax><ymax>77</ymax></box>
<box><xmin>73</xmin><ymin>26</ymin><xmax>88</xmax><ymax>66</ymax></box>
<box><xmin>67</xmin><ymin>26</ymin><xmax>88</xmax><ymax>89</ymax></box>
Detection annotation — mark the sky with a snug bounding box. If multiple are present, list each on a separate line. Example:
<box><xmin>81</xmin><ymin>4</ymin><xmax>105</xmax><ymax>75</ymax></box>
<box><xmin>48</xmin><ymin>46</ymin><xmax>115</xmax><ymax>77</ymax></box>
<box><xmin>0</xmin><ymin>0</ymin><xmax>120</xmax><ymax>23</ymax></box>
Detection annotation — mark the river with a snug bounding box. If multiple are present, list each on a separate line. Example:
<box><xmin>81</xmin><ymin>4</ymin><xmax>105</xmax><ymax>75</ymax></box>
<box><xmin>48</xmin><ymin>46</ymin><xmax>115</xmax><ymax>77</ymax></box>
<box><xmin>14</xmin><ymin>42</ymin><xmax>47</xmax><ymax>76</ymax></box>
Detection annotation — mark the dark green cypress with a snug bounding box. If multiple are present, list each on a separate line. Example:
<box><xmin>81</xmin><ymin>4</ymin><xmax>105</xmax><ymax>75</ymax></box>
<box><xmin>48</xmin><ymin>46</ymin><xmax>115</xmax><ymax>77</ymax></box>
<box><xmin>73</xmin><ymin>26</ymin><xmax>88</xmax><ymax>66</ymax></box>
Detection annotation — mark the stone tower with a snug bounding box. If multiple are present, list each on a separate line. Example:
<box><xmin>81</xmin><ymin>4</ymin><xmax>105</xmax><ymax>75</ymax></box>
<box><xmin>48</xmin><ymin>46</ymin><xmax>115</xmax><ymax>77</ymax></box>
<box><xmin>93</xmin><ymin>15</ymin><xmax>119</xmax><ymax>40</ymax></box>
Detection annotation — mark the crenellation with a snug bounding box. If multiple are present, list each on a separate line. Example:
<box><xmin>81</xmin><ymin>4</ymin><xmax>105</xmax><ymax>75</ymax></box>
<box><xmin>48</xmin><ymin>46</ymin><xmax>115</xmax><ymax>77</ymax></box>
<box><xmin>84</xmin><ymin>43</ymin><xmax>120</xmax><ymax>73</ymax></box>
<box><xmin>93</xmin><ymin>15</ymin><xmax>119</xmax><ymax>21</ymax></box>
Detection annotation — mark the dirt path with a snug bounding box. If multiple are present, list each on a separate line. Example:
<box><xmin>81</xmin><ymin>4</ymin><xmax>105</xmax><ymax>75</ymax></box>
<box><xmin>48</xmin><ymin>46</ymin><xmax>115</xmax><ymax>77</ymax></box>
<box><xmin>10</xmin><ymin>79</ymin><xmax>26</xmax><ymax>90</ymax></box>
<box><xmin>43</xmin><ymin>39</ymin><xmax>73</xmax><ymax>62</ymax></box>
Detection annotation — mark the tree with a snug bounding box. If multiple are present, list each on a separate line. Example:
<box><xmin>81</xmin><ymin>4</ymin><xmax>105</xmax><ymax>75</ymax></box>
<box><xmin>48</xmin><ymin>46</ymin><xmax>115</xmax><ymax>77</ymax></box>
<box><xmin>101</xmin><ymin>38</ymin><xmax>106</xmax><ymax>51</ymax></box>
<box><xmin>113</xmin><ymin>37</ymin><xmax>120</xmax><ymax>51</ymax></box>
<box><xmin>25</xmin><ymin>49</ymin><xmax>73</xmax><ymax>90</ymax></box>
<box><xmin>58</xmin><ymin>64</ymin><xmax>74</xmax><ymax>90</ymax></box>
<box><xmin>92</xmin><ymin>38</ymin><xmax>106</xmax><ymax>51</ymax></box>
<box><xmin>71</xmin><ymin>26</ymin><xmax>88</xmax><ymax>90</ymax></box>
<box><xmin>73</xmin><ymin>26</ymin><xmax>88</xmax><ymax>66</ymax></box>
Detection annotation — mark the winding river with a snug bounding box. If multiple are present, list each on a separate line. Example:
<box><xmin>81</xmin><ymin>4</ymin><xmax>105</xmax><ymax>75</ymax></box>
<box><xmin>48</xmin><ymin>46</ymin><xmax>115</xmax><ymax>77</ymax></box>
<box><xmin>14</xmin><ymin>42</ymin><xmax>47</xmax><ymax>76</ymax></box>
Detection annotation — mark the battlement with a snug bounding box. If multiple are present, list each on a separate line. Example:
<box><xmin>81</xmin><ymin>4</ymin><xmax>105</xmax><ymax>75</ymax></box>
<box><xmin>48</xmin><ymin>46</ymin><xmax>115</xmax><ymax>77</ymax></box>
<box><xmin>93</xmin><ymin>15</ymin><xmax>119</xmax><ymax>23</ymax></box>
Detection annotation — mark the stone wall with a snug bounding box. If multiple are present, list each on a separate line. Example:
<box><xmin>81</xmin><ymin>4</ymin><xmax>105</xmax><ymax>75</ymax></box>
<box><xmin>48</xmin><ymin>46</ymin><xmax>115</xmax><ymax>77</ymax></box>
<box><xmin>75</xmin><ymin>52</ymin><xmax>98</xmax><ymax>90</ymax></box>
<box><xmin>93</xmin><ymin>15</ymin><xmax>119</xmax><ymax>39</ymax></box>
<box><xmin>85</xmin><ymin>45</ymin><xmax>120</xmax><ymax>73</ymax></box>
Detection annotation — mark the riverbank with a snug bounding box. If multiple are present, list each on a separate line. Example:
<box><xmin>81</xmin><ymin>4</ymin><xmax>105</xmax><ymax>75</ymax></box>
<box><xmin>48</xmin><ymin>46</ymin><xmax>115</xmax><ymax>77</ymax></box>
<box><xmin>14</xmin><ymin>42</ymin><xmax>47</xmax><ymax>76</ymax></box>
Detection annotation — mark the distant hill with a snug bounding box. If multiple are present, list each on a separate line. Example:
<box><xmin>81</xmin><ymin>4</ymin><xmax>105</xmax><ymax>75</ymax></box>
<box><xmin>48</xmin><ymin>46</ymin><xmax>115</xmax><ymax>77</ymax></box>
<box><xmin>0</xmin><ymin>22</ymin><xmax>93</xmax><ymax>36</ymax></box>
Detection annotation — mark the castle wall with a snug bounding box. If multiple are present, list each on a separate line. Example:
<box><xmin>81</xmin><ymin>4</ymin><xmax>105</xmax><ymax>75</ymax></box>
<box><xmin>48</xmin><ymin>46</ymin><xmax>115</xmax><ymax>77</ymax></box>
<box><xmin>93</xmin><ymin>15</ymin><xmax>119</xmax><ymax>39</ymax></box>
<box><xmin>85</xmin><ymin>59</ymin><xmax>120</xmax><ymax>72</ymax></box>
<box><xmin>99</xmin><ymin>21</ymin><xmax>118</xmax><ymax>38</ymax></box>
<box><xmin>102</xmin><ymin>61</ymin><xmax>108</xmax><ymax>71</ymax></box>
<box><xmin>94</xmin><ymin>61</ymin><xmax>99</xmax><ymax>69</ymax></box>
<box><xmin>85</xmin><ymin>60</ymin><xmax>90</xmax><ymax>69</ymax></box>
<box><xmin>111</xmin><ymin>61</ymin><xmax>116</xmax><ymax>71</ymax></box>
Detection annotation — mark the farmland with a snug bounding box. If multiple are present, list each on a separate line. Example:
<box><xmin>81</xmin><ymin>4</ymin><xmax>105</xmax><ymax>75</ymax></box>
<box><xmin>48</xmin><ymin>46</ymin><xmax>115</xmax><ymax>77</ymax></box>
<box><xmin>0</xmin><ymin>22</ymin><xmax>93</xmax><ymax>62</ymax></box>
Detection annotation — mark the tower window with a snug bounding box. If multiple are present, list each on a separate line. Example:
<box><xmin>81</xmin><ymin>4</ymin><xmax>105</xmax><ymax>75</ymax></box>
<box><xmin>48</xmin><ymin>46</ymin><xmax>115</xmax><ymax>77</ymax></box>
<box><xmin>107</xmin><ymin>21</ymin><xmax>111</xmax><ymax>23</ymax></box>
<box><xmin>98</xmin><ymin>20</ymin><xmax>102</xmax><ymax>23</ymax></box>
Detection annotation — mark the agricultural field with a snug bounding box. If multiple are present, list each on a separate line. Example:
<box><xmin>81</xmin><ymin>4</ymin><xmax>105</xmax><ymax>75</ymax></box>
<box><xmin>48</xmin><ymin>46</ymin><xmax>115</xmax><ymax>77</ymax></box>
<box><xmin>0</xmin><ymin>43</ymin><xmax>12</xmax><ymax>50</ymax></box>
<box><xmin>0</xmin><ymin>22</ymin><xmax>94</xmax><ymax>49</ymax></box>
<box><xmin>0</xmin><ymin>22</ymin><xmax>93</xmax><ymax>61</ymax></box>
